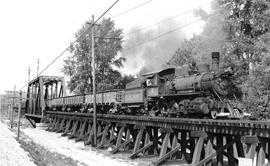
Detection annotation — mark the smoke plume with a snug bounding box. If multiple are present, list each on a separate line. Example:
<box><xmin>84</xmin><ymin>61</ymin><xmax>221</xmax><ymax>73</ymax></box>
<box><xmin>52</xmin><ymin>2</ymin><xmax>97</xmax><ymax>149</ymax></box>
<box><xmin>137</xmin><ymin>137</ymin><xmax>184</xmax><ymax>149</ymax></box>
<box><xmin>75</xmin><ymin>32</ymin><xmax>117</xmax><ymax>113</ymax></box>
<box><xmin>121</xmin><ymin>19</ymin><xmax>186</xmax><ymax>76</ymax></box>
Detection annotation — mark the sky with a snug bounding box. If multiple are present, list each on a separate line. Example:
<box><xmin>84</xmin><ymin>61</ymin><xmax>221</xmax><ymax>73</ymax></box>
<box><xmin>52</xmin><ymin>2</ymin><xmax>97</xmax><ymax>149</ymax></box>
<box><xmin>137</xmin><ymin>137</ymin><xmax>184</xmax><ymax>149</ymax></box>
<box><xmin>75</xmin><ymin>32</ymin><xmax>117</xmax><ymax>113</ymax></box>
<box><xmin>0</xmin><ymin>0</ymin><xmax>212</xmax><ymax>93</ymax></box>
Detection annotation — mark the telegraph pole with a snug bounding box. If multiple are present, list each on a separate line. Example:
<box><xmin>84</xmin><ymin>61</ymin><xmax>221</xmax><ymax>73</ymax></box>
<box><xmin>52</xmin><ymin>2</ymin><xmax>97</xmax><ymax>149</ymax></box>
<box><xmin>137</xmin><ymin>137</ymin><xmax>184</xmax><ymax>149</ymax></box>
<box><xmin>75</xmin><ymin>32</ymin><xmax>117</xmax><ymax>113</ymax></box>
<box><xmin>10</xmin><ymin>85</ymin><xmax>16</xmax><ymax>128</ymax></box>
<box><xmin>7</xmin><ymin>91</ymin><xmax>10</xmax><ymax>120</ymax></box>
<box><xmin>0</xmin><ymin>95</ymin><xmax>2</xmax><ymax>122</ymax></box>
<box><xmin>5</xmin><ymin>91</ymin><xmax>13</xmax><ymax>120</ymax></box>
<box><xmin>85</xmin><ymin>0</ymin><xmax>119</xmax><ymax>147</ymax></box>
<box><xmin>37</xmin><ymin>58</ymin><xmax>39</xmax><ymax>76</ymax></box>
<box><xmin>91</xmin><ymin>15</ymin><xmax>97</xmax><ymax>147</ymax></box>
<box><xmin>28</xmin><ymin>66</ymin><xmax>31</xmax><ymax>82</ymax></box>
<box><xmin>17</xmin><ymin>90</ymin><xmax>22</xmax><ymax>140</ymax></box>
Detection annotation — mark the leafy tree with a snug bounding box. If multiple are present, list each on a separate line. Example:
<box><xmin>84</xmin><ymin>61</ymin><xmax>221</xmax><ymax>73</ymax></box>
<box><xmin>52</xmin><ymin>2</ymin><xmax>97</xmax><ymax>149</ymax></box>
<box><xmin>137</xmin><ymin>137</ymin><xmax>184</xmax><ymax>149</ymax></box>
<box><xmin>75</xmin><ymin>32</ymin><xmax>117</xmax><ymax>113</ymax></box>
<box><xmin>243</xmin><ymin>55</ymin><xmax>270</xmax><ymax>119</ymax></box>
<box><xmin>216</xmin><ymin>0</ymin><xmax>270</xmax><ymax>117</ymax></box>
<box><xmin>194</xmin><ymin>1</ymin><xmax>228</xmax><ymax>64</ymax></box>
<box><xmin>167</xmin><ymin>38</ymin><xmax>198</xmax><ymax>66</ymax></box>
<box><xmin>170</xmin><ymin>0</ymin><xmax>270</xmax><ymax>72</ymax></box>
<box><xmin>62</xmin><ymin>18</ymin><xmax>125</xmax><ymax>94</ymax></box>
<box><xmin>217</xmin><ymin>0</ymin><xmax>270</xmax><ymax>76</ymax></box>
<box><xmin>167</xmin><ymin>2</ymin><xmax>229</xmax><ymax>67</ymax></box>
<box><xmin>115</xmin><ymin>74</ymin><xmax>135</xmax><ymax>89</ymax></box>
<box><xmin>169</xmin><ymin>0</ymin><xmax>270</xmax><ymax>118</ymax></box>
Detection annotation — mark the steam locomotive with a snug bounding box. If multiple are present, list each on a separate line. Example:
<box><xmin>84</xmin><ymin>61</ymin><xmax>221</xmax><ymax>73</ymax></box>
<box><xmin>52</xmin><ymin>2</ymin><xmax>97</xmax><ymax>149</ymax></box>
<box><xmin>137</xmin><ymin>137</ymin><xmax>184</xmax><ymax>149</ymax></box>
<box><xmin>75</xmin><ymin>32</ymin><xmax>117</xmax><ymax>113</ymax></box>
<box><xmin>46</xmin><ymin>52</ymin><xmax>248</xmax><ymax>119</ymax></box>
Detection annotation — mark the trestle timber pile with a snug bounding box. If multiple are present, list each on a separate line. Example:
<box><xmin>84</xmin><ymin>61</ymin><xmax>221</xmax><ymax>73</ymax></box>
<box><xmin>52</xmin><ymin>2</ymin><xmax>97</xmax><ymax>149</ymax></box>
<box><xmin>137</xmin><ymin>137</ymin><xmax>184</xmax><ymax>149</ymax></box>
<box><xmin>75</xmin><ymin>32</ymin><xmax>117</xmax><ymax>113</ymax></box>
<box><xmin>46</xmin><ymin>112</ymin><xmax>270</xmax><ymax>166</ymax></box>
<box><xmin>24</xmin><ymin>52</ymin><xmax>270</xmax><ymax>166</ymax></box>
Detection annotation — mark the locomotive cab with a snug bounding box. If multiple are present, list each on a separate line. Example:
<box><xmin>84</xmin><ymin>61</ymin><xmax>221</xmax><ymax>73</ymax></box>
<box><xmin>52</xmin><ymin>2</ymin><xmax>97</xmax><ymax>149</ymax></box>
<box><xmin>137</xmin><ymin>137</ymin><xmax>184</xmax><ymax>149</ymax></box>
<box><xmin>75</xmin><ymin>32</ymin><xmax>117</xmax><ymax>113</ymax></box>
<box><xmin>143</xmin><ymin>67</ymin><xmax>175</xmax><ymax>97</ymax></box>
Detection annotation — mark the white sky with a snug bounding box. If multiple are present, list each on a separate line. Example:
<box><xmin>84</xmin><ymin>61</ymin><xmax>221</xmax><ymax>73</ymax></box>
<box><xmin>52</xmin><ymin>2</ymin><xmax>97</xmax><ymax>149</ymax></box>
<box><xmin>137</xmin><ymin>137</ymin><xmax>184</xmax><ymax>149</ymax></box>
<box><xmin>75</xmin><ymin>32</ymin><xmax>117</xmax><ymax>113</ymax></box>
<box><xmin>0</xmin><ymin>0</ymin><xmax>212</xmax><ymax>93</ymax></box>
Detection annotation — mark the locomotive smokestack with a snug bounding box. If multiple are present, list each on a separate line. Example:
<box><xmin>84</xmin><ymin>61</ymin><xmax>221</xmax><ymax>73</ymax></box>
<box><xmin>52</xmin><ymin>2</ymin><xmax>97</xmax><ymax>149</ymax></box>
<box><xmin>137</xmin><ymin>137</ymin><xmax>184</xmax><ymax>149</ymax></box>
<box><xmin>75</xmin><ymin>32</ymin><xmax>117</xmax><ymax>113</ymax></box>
<box><xmin>212</xmin><ymin>52</ymin><xmax>220</xmax><ymax>72</ymax></box>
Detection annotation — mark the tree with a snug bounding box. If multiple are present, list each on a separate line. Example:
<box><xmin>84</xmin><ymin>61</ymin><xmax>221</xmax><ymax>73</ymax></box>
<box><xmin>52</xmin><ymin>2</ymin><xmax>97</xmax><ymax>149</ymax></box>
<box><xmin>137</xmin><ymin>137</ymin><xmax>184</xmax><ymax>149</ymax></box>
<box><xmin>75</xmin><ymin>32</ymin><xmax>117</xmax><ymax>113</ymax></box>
<box><xmin>215</xmin><ymin>0</ymin><xmax>270</xmax><ymax>115</ymax></box>
<box><xmin>218</xmin><ymin>0</ymin><xmax>270</xmax><ymax>76</ymax></box>
<box><xmin>167</xmin><ymin>37</ymin><xmax>200</xmax><ymax>66</ymax></box>
<box><xmin>167</xmin><ymin>2</ymin><xmax>229</xmax><ymax>67</ymax></box>
<box><xmin>243</xmin><ymin>55</ymin><xmax>270</xmax><ymax>119</ymax></box>
<box><xmin>115</xmin><ymin>74</ymin><xmax>135</xmax><ymax>89</ymax></box>
<box><xmin>170</xmin><ymin>0</ymin><xmax>270</xmax><ymax>71</ymax></box>
<box><xmin>62</xmin><ymin>18</ymin><xmax>125</xmax><ymax>94</ymax></box>
<box><xmin>168</xmin><ymin>0</ymin><xmax>270</xmax><ymax>118</ymax></box>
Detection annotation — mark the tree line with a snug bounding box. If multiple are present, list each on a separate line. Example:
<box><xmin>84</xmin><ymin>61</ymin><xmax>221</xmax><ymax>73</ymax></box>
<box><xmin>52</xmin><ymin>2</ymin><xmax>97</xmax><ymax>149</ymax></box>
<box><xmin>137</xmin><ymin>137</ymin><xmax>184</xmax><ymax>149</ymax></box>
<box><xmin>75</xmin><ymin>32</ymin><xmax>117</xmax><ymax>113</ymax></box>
<box><xmin>168</xmin><ymin>0</ymin><xmax>270</xmax><ymax>118</ymax></box>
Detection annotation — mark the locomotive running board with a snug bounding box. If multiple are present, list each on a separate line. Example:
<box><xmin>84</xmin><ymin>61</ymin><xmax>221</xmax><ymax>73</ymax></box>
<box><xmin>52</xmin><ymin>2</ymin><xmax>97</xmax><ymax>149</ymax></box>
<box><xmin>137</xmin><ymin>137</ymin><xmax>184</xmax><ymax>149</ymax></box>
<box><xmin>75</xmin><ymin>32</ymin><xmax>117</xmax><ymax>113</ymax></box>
<box><xmin>157</xmin><ymin>92</ymin><xmax>201</xmax><ymax>97</ymax></box>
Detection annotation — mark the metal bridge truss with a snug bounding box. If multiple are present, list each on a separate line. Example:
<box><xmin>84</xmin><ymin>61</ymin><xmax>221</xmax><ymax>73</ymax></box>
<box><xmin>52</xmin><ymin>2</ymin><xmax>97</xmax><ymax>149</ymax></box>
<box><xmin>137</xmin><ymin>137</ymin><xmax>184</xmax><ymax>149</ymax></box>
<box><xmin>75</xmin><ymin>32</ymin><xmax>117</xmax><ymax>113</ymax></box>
<box><xmin>25</xmin><ymin>76</ymin><xmax>66</xmax><ymax>122</ymax></box>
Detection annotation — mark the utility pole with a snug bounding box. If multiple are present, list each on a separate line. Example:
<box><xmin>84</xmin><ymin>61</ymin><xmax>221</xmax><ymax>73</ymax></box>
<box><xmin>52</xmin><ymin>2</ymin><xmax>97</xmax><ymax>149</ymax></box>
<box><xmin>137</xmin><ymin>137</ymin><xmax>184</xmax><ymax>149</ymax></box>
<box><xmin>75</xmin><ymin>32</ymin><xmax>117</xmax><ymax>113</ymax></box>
<box><xmin>91</xmin><ymin>14</ymin><xmax>97</xmax><ymax>147</ymax></box>
<box><xmin>0</xmin><ymin>95</ymin><xmax>2</xmax><ymax>122</ymax></box>
<box><xmin>6</xmin><ymin>91</ymin><xmax>11</xmax><ymax>120</ymax></box>
<box><xmin>17</xmin><ymin>91</ymin><xmax>22</xmax><ymax>141</ymax></box>
<box><xmin>10</xmin><ymin>85</ymin><xmax>16</xmax><ymax>128</ymax></box>
<box><xmin>37</xmin><ymin>58</ymin><xmax>39</xmax><ymax>77</ymax></box>
<box><xmin>28</xmin><ymin>66</ymin><xmax>31</xmax><ymax>82</ymax></box>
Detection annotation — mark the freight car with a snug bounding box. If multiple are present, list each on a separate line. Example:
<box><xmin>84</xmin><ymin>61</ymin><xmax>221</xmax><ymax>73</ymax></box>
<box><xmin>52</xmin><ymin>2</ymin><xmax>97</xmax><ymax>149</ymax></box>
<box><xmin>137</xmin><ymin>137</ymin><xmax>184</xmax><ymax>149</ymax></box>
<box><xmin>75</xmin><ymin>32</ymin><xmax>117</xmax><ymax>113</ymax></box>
<box><xmin>45</xmin><ymin>52</ymin><xmax>248</xmax><ymax>119</ymax></box>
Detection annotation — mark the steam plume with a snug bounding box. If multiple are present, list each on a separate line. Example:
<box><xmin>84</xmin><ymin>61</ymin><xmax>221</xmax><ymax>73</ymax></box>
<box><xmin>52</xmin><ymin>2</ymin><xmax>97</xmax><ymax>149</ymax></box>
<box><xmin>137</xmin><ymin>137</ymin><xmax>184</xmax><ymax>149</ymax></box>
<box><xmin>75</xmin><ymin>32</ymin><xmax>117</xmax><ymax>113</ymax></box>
<box><xmin>121</xmin><ymin>19</ymin><xmax>186</xmax><ymax>76</ymax></box>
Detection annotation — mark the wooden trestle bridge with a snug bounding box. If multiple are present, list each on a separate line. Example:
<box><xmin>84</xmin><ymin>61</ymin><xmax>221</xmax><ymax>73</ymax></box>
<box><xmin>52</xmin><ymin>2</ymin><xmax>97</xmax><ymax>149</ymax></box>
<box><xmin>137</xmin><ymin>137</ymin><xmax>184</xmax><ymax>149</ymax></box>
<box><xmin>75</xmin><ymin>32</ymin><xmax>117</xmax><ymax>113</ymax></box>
<box><xmin>24</xmin><ymin>76</ymin><xmax>270</xmax><ymax>165</ymax></box>
<box><xmin>46</xmin><ymin>111</ymin><xmax>270</xmax><ymax>166</ymax></box>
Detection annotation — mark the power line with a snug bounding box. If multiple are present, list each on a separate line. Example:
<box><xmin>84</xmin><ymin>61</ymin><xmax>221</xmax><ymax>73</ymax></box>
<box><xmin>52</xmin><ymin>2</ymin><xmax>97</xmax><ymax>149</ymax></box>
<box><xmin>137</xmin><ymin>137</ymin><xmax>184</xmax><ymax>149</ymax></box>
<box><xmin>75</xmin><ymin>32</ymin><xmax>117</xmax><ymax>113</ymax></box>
<box><xmin>93</xmin><ymin>4</ymin><xmax>208</xmax><ymax>49</ymax></box>
<box><xmin>37</xmin><ymin>58</ymin><xmax>40</xmax><ymax>77</ymax></box>
<box><xmin>112</xmin><ymin>0</ymin><xmax>152</xmax><ymax>18</ymax></box>
<box><xmin>19</xmin><ymin>0</ymin><xmax>120</xmax><ymax>91</ymax></box>
<box><xmin>125</xmin><ymin>4</ymin><xmax>206</xmax><ymax>37</ymax></box>
<box><xmin>122</xmin><ymin>18</ymin><xmax>203</xmax><ymax>52</ymax></box>
<box><xmin>18</xmin><ymin>1</ymin><xmax>208</xmax><ymax>90</ymax></box>
<box><xmin>28</xmin><ymin>67</ymin><xmax>31</xmax><ymax>83</ymax></box>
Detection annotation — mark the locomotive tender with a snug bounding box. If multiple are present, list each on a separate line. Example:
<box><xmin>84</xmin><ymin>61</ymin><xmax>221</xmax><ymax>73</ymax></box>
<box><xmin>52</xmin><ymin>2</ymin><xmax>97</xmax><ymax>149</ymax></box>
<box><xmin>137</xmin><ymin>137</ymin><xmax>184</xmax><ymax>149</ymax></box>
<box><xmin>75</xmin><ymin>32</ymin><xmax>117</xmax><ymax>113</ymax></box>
<box><xmin>46</xmin><ymin>52</ymin><xmax>247</xmax><ymax>119</ymax></box>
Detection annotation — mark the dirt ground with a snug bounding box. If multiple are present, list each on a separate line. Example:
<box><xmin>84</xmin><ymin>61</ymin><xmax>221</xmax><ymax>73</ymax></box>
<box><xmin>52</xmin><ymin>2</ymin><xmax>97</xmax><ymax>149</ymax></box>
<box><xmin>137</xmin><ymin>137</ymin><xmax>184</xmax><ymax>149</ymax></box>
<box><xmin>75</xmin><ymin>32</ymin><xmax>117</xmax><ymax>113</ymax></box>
<box><xmin>1</xmin><ymin>113</ymin><xmax>85</xmax><ymax>166</ymax></box>
<box><xmin>19</xmin><ymin>132</ymin><xmax>84</xmax><ymax>166</ymax></box>
<box><xmin>1</xmin><ymin>113</ymin><xmax>138</xmax><ymax>166</ymax></box>
<box><xmin>0</xmin><ymin>112</ymin><xmax>187</xmax><ymax>166</ymax></box>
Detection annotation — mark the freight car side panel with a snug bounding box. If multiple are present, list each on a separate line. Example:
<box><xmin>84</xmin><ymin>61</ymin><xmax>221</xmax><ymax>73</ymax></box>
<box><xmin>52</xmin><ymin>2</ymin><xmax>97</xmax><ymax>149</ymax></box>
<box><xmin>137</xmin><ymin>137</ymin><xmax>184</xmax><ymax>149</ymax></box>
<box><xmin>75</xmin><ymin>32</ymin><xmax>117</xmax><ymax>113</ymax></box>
<box><xmin>123</xmin><ymin>88</ymin><xmax>144</xmax><ymax>104</ymax></box>
<box><xmin>96</xmin><ymin>93</ymin><xmax>103</xmax><ymax>103</ymax></box>
<box><xmin>51</xmin><ymin>98</ymin><xmax>64</xmax><ymax>106</ymax></box>
<box><xmin>85</xmin><ymin>93</ymin><xmax>103</xmax><ymax>104</ymax></box>
<box><xmin>103</xmin><ymin>91</ymin><xmax>117</xmax><ymax>103</ymax></box>
<box><xmin>116</xmin><ymin>91</ymin><xmax>124</xmax><ymax>103</ymax></box>
<box><xmin>64</xmin><ymin>95</ymin><xmax>84</xmax><ymax>105</ymax></box>
<box><xmin>85</xmin><ymin>94</ymin><xmax>93</xmax><ymax>104</ymax></box>
<box><xmin>85</xmin><ymin>90</ymin><xmax>124</xmax><ymax>104</ymax></box>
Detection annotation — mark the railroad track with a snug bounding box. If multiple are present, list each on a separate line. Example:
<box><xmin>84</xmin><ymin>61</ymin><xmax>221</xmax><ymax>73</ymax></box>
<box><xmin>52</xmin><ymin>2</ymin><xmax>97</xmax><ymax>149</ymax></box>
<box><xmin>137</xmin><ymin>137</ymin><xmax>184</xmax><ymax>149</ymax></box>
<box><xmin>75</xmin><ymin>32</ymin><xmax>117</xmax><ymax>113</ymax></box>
<box><xmin>47</xmin><ymin>111</ymin><xmax>270</xmax><ymax>137</ymax></box>
<box><xmin>45</xmin><ymin>111</ymin><xmax>270</xmax><ymax>166</ymax></box>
